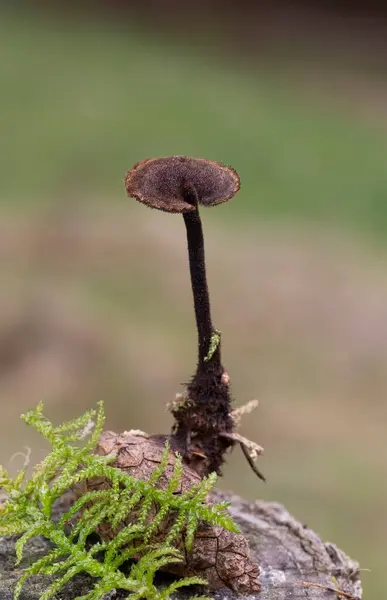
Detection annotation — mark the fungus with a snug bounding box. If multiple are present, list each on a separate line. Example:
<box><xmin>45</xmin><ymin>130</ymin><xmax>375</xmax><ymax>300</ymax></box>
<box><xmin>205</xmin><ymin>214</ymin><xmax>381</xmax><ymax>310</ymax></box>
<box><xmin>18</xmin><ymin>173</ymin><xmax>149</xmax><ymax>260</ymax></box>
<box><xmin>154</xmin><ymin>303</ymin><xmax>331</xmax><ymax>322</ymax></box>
<box><xmin>125</xmin><ymin>156</ymin><xmax>264</xmax><ymax>480</ymax></box>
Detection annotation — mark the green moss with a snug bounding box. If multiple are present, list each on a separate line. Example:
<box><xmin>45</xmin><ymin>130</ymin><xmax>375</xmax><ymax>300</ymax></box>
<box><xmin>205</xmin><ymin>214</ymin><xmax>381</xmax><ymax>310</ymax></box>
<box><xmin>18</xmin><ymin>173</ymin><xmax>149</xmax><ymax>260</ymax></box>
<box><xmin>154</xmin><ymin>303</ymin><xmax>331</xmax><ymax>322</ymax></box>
<box><xmin>0</xmin><ymin>402</ymin><xmax>239</xmax><ymax>600</ymax></box>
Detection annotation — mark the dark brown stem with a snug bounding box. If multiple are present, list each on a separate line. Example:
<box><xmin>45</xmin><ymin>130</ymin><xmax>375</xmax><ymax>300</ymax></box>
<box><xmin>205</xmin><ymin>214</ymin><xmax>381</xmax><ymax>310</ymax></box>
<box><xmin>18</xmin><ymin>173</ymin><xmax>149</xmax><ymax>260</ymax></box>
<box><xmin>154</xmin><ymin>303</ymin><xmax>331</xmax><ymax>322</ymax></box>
<box><xmin>182</xmin><ymin>185</ymin><xmax>220</xmax><ymax>369</ymax></box>
<box><xmin>169</xmin><ymin>185</ymin><xmax>234</xmax><ymax>476</ymax></box>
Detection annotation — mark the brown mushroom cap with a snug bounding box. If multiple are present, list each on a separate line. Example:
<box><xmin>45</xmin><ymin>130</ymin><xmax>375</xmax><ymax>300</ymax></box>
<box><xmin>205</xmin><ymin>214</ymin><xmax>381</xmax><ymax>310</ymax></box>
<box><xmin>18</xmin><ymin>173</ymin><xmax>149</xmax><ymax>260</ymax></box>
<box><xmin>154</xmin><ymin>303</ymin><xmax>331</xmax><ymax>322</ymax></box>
<box><xmin>125</xmin><ymin>155</ymin><xmax>240</xmax><ymax>214</ymax></box>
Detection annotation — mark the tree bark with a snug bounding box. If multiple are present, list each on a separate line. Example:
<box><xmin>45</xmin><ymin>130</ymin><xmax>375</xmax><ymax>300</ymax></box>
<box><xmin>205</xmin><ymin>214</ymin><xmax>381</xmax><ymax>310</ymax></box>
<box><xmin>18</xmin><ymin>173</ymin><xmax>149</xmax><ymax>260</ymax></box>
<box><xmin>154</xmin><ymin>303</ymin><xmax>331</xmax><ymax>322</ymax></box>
<box><xmin>0</xmin><ymin>491</ymin><xmax>362</xmax><ymax>600</ymax></box>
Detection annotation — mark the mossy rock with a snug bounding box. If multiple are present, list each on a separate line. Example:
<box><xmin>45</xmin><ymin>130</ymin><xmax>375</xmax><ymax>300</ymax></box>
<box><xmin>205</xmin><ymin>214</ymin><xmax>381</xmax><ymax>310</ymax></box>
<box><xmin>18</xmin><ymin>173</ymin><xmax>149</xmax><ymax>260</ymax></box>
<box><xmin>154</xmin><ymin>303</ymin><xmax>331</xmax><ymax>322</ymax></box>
<box><xmin>0</xmin><ymin>489</ymin><xmax>362</xmax><ymax>600</ymax></box>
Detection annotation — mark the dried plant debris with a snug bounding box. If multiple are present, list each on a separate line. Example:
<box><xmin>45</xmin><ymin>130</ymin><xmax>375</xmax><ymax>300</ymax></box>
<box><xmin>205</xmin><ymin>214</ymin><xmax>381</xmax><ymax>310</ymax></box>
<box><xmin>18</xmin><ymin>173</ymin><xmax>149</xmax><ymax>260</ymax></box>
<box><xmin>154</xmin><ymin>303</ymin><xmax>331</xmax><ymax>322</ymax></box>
<box><xmin>0</xmin><ymin>403</ymin><xmax>260</xmax><ymax>600</ymax></box>
<box><xmin>297</xmin><ymin>579</ymin><xmax>361</xmax><ymax>600</ymax></box>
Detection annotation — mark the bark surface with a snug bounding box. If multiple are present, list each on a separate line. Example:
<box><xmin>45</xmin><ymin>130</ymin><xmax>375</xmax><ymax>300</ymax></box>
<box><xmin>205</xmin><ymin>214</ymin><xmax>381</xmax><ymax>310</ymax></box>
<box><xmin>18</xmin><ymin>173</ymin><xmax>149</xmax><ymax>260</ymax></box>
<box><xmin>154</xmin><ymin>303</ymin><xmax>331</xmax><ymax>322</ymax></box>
<box><xmin>0</xmin><ymin>490</ymin><xmax>362</xmax><ymax>600</ymax></box>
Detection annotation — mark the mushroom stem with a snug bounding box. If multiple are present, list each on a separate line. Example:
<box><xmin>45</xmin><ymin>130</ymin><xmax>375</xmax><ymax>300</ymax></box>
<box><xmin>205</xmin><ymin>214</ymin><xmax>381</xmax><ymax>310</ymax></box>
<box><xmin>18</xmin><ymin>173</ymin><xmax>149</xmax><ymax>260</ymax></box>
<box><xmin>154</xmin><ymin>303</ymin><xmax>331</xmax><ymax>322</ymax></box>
<box><xmin>182</xmin><ymin>185</ymin><xmax>220</xmax><ymax>369</ymax></box>
<box><xmin>167</xmin><ymin>184</ymin><xmax>234</xmax><ymax>476</ymax></box>
<box><xmin>125</xmin><ymin>156</ymin><xmax>261</xmax><ymax>478</ymax></box>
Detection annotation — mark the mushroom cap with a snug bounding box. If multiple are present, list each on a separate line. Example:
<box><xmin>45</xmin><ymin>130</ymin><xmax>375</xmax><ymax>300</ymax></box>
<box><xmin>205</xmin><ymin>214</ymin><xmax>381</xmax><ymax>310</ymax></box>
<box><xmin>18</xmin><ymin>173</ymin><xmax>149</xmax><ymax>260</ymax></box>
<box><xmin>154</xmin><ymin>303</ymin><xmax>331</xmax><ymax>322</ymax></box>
<box><xmin>125</xmin><ymin>155</ymin><xmax>240</xmax><ymax>213</ymax></box>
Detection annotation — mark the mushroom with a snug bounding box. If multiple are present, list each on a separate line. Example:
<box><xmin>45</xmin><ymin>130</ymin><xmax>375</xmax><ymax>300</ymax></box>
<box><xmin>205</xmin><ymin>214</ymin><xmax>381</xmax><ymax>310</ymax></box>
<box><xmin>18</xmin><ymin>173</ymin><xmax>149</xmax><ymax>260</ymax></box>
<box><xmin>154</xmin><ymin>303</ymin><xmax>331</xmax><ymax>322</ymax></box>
<box><xmin>125</xmin><ymin>156</ymin><xmax>264</xmax><ymax>480</ymax></box>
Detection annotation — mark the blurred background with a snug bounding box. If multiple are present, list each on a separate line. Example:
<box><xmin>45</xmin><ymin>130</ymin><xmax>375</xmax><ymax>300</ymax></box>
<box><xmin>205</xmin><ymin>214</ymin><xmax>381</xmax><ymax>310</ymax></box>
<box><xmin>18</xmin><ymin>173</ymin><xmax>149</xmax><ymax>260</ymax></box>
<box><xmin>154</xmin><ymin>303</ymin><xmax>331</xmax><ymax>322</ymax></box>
<box><xmin>1</xmin><ymin>2</ymin><xmax>387</xmax><ymax>597</ymax></box>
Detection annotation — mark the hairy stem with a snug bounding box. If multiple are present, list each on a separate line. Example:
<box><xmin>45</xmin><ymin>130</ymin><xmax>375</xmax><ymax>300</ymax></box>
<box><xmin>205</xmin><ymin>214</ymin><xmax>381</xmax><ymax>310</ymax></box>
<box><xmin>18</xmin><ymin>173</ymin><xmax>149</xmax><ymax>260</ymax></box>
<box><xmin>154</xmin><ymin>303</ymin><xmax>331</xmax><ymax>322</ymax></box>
<box><xmin>183</xmin><ymin>187</ymin><xmax>220</xmax><ymax>369</ymax></box>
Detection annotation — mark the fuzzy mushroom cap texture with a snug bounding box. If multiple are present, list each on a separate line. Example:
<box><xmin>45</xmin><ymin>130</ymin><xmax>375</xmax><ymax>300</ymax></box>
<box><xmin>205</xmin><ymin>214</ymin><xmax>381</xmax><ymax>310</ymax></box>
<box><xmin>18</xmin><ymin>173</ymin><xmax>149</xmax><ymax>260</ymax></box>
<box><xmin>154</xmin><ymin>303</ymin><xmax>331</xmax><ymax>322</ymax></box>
<box><xmin>125</xmin><ymin>155</ymin><xmax>240</xmax><ymax>213</ymax></box>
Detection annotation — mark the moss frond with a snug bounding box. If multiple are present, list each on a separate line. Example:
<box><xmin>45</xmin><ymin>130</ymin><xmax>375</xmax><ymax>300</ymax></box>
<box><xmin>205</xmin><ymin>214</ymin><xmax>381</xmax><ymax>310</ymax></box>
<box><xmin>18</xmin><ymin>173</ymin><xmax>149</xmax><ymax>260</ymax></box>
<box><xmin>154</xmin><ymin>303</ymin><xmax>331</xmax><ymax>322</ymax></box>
<box><xmin>0</xmin><ymin>403</ymin><xmax>239</xmax><ymax>600</ymax></box>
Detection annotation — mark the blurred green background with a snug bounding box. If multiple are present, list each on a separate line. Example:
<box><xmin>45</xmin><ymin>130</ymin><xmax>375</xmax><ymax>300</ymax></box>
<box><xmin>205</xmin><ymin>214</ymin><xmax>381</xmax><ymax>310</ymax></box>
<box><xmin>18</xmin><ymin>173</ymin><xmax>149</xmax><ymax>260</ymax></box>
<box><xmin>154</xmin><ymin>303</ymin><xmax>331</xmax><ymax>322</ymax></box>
<box><xmin>1</xmin><ymin>3</ymin><xmax>386</xmax><ymax>598</ymax></box>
